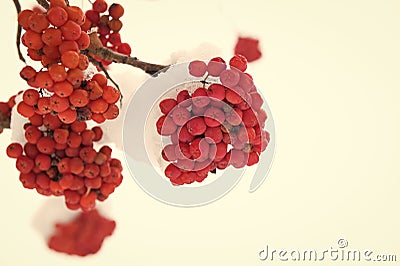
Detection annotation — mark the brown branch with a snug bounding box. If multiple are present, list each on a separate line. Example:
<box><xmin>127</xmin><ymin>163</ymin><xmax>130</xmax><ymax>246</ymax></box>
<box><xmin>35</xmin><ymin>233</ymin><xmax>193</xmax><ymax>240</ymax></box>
<box><xmin>32</xmin><ymin>1</ymin><xmax>169</xmax><ymax>76</ymax></box>
<box><xmin>0</xmin><ymin>113</ymin><xmax>11</xmax><ymax>130</ymax></box>
<box><xmin>84</xmin><ymin>51</ymin><xmax>123</xmax><ymax>105</ymax></box>
<box><xmin>86</xmin><ymin>33</ymin><xmax>169</xmax><ymax>76</ymax></box>
<box><xmin>36</xmin><ymin>0</ymin><xmax>49</xmax><ymax>9</ymax></box>
<box><xmin>13</xmin><ymin>0</ymin><xmax>25</xmax><ymax>63</ymax></box>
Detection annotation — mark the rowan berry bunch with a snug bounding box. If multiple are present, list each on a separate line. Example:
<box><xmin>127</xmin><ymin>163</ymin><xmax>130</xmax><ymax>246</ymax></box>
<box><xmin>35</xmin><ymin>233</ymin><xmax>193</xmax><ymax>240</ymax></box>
<box><xmin>7</xmin><ymin>119</ymin><xmax>123</xmax><ymax>211</ymax></box>
<box><xmin>156</xmin><ymin>55</ymin><xmax>270</xmax><ymax>185</ymax></box>
<box><xmin>6</xmin><ymin>0</ymin><xmax>124</xmax><ymax>212</ymax></box>
<box><xmin>84</xmin><ymin>0</ymin><xmax>131</xmax><ymax>66</ymax></box>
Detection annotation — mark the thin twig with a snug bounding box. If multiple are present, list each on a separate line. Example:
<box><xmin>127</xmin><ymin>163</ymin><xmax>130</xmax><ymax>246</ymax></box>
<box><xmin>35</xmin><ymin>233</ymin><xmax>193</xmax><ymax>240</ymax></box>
<box><xmin>84</xmin><ymin>51</ymin><xmax>123</xmax><ymax>105</ymax></box>
<box><xmin>86</xmin><ymin>33</ymin><xmax>169</xmax><ymax>76</ymax></box>
<box><xmin>13</xmin><ymin>0</ymin><xmax>25</xmax><ymax>63</ymax></box>
<box><xmin>36</xmin><ymin>0</ymin><xmax>49</xmax><ymax>9</ymax></box>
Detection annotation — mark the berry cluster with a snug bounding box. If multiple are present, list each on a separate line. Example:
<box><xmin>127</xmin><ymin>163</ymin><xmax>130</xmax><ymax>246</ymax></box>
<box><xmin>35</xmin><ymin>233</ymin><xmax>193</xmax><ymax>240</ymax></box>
<box><xmin>9</xmin><ymin>0</ymin><xmax>123</xmax><ymax>211</ymax></box>
<box><xmin>156</xmin><ymin>55</ymin><xmax>270</xmax><ymax>185</ymax></box>
<box><xmin>48</xmin><ymin>209</ymin><xmax>116</xmax><ymax>256</ymax></box>
<box><xmin>0</xmin><ymin>94</ymin><xmax>17</xmax><ymax>133</ymax></box>
<box><xmin>7</xmin><ymin>120</ymin><xmax>123</xmax><ymax>211</ymax></box>
<box><xmin>84</xmin><ymin>0</ymin><xmax>131</xmax><ymax>66</ymax></box>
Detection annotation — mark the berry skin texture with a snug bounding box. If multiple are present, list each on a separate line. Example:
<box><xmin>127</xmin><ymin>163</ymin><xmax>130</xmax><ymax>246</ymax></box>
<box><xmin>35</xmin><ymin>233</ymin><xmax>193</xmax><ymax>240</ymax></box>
<box><xmin>109</xmin><ymin>4</ymin><xmax>125</xmax><ymax>19</ymax></box>
<box><xmin>220</xmin><ymin>69</ymin><xmax>240</xmax><ymax>88</ymax></box>
<box><xmin>186</xmin><ymin>117</ymin><xmax>207</xmax><ymax>136</ymax></box>
<box><xmin>188</xmin><ymin>60</ymin><xmax>207</xmax><ymax>77</ymax></box>
<box><xmin>156</xmin><ymin>115</ymin><xmax>177</xmax><ymax>136</ymax></box>
<box><xmin>229</xmin><ymin>54</ymin><xmax>248</xmax><ymax>72</ymax></box>
<box><xmin>171</xmin><ymin>107</ymin><xmax>191</xmax><ymax>126</ymax></box>
<box><xmin>207</xmin><ymin>84</ymin><xmax>225</xmax><ymax>101</ymax></box>
<box><xmin>47</xmin><ymin>6</ymin><xmax>68</xmax><ymax>27</ymax></box>
<box><xmin>207</xmin><ymin>57</ymin><xmax>226</xmax><ymax>77</ymax></box>
<box><xmin>93</xmin><ymin>0</ymin><xmax>108</xmax><ymax>12</ymax></box>
<box><xmin>192</xmin><ymin>88</ymin><xmax>210</xmax><ymax>108</ymax></box>
<box><xmin>176</xmin><ymin>90</ymin><xmax>191</xmax><ymax>107</ymax></box>
<box><xmin>6</xmin><ymin>143</ymin><xmax>23</xmax><ymax>158</ymax></box>
<box><xmin>204</xmin><ymin>107</ymin><xmax>225</xmax><ymax>127</ymax></box>
<box><xmin>16</xmin><ymin>156</ymin><xmax>35</xmax><ymax>174</ymax></box>
<box><xmin>159</xmin><ymin>98</ymin><xmax>177</xmax><ymax>115</ymax></box>
<box><xmin>61</xmin><ymin>20</ymin><xmax>82</xmax><ymax>41</ymax></box>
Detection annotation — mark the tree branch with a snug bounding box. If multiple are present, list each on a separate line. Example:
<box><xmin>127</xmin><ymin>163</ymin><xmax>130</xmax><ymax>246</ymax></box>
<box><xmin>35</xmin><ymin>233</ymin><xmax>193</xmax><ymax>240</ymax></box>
<box><xmin>0</xmin><ymin>113</ymin><xmax>11</xmax><ymax>130</ymax></box>
<box><xmin>86</xmin><ymin>33</ymin><xmax>169</xmax><ymax>76</ymax></box>
<box><xmin>36</xmin><ymin>0</ymin><xmax>49</xmax><ymax>10</ymax></box>
<box><xmin>31</xmin><ymin>1</ymin><xmax>169</xmax><ymax>76</ymax></box>
<box><xmin>13</xmin><ymin>0</ymin><xmax>25</xmax><ymax>63</ymax></box>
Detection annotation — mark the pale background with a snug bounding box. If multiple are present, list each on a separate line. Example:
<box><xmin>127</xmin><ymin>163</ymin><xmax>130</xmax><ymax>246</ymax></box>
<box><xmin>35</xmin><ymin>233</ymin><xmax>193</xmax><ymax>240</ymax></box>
<box><xmin>0</xmin><ymin>0</ymin><xmax>399</xmax><ymax>265</ymax></box>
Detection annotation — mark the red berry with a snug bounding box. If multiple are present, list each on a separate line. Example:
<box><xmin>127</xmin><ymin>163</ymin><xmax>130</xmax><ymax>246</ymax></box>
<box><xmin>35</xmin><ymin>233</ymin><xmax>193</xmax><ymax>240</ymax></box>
<box><xmin>207</xmin><ymin>57</ymin><xmax>226</xmax><ymax>77</ymax></box>
<box><xmin>117</xmin><ymin>43</ymin><xmax>131</xmax><ymax>55</ymax></box>
<box><xmin>207</xmin><ymin>83</ymin><xmax>225</xmax><ymax>101</ymax></box>
<box><xmin>229</xmin><ymin>54</ymin><xmax>248</xmax><ymax>72</ymax></box>
<box><xmin>192</xmin><ymin>88</ymin><xmax>210</xmax><ymax>108</ymax></box>
<box><xmin>161</xmin><ymin>144</ymin><xmax>178</xmax><ymax>162</ymax></box>
<box><xmin>188</xmin><ymin>60</ymin><xmax>207</xmax><ymax>77</ymax></box>
<box><xmin>191</xmin><ymin>104</ymin><xmax>206</xmax><ymax>116</ymax></box>
<box><xmin>47</xmin><ymin>6</ymin><xmax>68</xmax><ymax>27</ymax></box>
<box><xmin>177</xmin><ymin>126</ymin><xmax>195</xmax><ymax>143</ymax></box>
<box><xmin>186</xmin><ymin>117</ymin><xmax>207</xmax><ymax>136</ymax></box>
<box><xmin>156</xmin><ymin>115</ymin><xmax>177</xmax><ymax>136</ymax></box>
<box><xmin>22</xmin><ymin>89</ymin><xmax>39</xmax><ymax>106</ymax></box>
<box><xmin>171</xmin><ymin>107</ymin><xmax>191</xmax><ymax>126</ymax></box>
<box><xmin>93</xmin><ymin>0</ymin><xmax>108</xmax><ymax>12</ymax></box>
<box><xmin>16</xmin><ymin>155</ymin><xmax>35</xmax><ymax>174</ymax></box>
<box><xmin>247</xmin><ymin>151</ymin><xmax>259</xmax><ymax>166</ymax></box>
<box><xmin>242</xmin><ymin>109</ymin><xmax>258</xmax><ymax>127</ymax></box>
<box><xmin>225</xmin><ymin>88</ymin><xmax>244</xmax><ymax>105</ymax></box>
<box><xmin>159</xmin><ymin>98</ymin><xmax>177</xmax><ymax>115</ymax></box>
<box><xmin>225</xmin><ymin>107</ymin><xmax>243</xmax><ymax>126</ymax></box>
<box><xmin>35</xmin><ymin>153</ymin><xmax>52</xmax><ymax>171</ymax></box>
<box><xmin>176</xmin><ymin>90</ymin><xmax>191</xmax><ymax>107</ymax></box>
<box><xmin>70</xmin><ymin>157</ymin><xmax>84</xmax><ymax>175</ymax></box>
<box><xmin>37</xmin><ymin>137</ymin><xmax>56</xmax><ymax>155</ymax></box>
<box><xmin>19</xmin><ymin>172</ymin><xmax>36</xmax><ymax>189</ymax></box>
<box><xmin>109</xmin><ymin>3</ymin><xmax>125</xmax><ymax>19</ymax></box>
<box><xmin>25</xmin><ymin>125</ymin><xmax>42</xmax><ymax>144</ymax></box>
<box><xmin>204</xmin><ymin>127</ymin><xmax>223</xmax><ymax>144</ymax></box>
<box><xmin>230</xmin><ymin>149</ymin><xmax>248</xmax><ymax>168</ymax></box>
<box><xmin>6</xmin><ymin>143</ymin><xmax>23</xmax><ymax>158</ymax></box>
<box><xmin>189</xmin><ymin>138</ymin><xmax>210</xmax><ymax>161</ymax></box>
<box><xmin>164</xmin><ymin>163</ymin><xmax>182</xmax><ymax>180</ymax></box>
<box><xmin>84</xmin><ymin>164</ymin><xmax>101</xmax><ymax>179</ymax></box>
<box><xmin>250</xmin><ymin>92</ymin><xmax>264</xmax><ymax>111</ymax></box>
<box><xmin>204</xmin><ymin>107</ymin><xmax>225</xmax><ymax>127</ymax></box>
<box><xmin>220</xmin><ymin>69</ymin><xmax>240</xmax><ymax>88</ymax></box>
<box><xmin>175</xmin><ymin>142</ymin><xmax>191</xmax><ymax>159</ymax></box>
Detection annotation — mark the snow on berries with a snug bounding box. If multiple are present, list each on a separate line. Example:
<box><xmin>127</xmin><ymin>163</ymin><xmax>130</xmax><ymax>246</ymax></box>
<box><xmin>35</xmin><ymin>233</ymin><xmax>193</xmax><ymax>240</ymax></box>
<box><xmin>156</xmin><ymin>55</ymin><xmax>270</xmax><ymax>186</ymax></box>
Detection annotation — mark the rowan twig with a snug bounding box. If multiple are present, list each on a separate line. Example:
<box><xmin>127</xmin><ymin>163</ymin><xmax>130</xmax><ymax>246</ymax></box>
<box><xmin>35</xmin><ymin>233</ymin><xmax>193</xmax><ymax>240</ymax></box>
<box><xmin>0</xmin><ymin>113</ymin><xmax>11</xmax><ymax>130</ymax></box>
<box><xmin>36</xmin><ymin>0</ymin><xmax>49</xmax><ymax>9</ymax></box>
<box><xmin>13</xmin><ymin>0</ymin><xmax>25</xmax><ymax>63</ymax></box>
<box><xmin>86</xmin><ymin>33</ymin><xmax>169</xmax><ymax>76</ymax></box>
<box><xmin>31</xmin><ymin>1</ymin><xmax>169</xmax><ymax>76</ymax></box>
<box><xmin>83</xmin><ymin>50</ymin><xmax>123</xmax><ymax>105</ymax></box>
